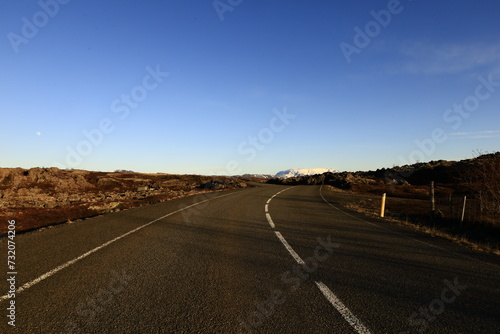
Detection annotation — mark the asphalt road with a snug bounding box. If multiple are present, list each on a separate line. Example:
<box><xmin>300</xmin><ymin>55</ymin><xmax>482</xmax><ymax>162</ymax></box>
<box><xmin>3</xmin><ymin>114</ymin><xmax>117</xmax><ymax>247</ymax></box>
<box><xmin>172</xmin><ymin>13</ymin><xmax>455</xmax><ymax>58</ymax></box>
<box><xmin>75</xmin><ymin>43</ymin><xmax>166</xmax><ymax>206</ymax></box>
<box><xmin>1</xmin><ymin>183</ymin><xmax>499</xmax><ymax>333</ymax></box>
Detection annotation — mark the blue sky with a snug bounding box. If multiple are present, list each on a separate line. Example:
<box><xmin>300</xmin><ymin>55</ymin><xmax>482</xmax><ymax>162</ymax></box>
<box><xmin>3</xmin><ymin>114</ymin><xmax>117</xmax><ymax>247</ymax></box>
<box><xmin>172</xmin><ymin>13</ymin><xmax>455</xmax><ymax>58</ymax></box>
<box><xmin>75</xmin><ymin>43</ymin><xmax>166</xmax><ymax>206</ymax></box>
<box><xmin>1</xmin><ymin>0</ymin><xmax>499</xmax><ymax>175</ymax></box>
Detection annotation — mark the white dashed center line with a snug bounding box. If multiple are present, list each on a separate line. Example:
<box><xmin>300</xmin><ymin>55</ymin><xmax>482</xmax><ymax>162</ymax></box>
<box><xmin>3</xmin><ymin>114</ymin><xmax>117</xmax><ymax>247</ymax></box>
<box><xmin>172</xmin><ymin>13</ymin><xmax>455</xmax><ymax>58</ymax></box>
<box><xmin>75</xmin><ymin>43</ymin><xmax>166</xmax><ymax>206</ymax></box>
<box><xmin>265</xmin><ymin>212</ymin><xmax>275</xmax><ymax>228</ymax></box>
<box><xmin>266</xmin><ymin>186</ymin><xmax>371</xmax><ymax>334</ymax></box>
<box><xmin>274</xmin><ymin>231</ymin><xmax>305</xmax><ymax>265</ymax></box>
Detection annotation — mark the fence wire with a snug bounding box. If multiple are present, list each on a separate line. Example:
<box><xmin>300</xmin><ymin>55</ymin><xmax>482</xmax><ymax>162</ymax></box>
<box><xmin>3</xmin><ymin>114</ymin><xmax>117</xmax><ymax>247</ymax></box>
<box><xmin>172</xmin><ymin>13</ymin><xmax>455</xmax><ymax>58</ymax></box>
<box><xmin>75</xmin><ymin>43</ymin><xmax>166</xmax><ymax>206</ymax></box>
<box><xmin>323</xmin><ymin>187</ymin><xmax>496</xmax><ymax>228</ymax></box>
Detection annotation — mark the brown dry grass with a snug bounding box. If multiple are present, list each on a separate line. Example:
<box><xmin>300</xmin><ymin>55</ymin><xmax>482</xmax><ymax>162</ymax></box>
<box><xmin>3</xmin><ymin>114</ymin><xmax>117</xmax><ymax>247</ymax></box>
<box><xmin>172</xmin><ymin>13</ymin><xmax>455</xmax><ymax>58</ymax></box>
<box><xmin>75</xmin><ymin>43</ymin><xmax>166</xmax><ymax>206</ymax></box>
<box><xmin>0</xmin><ymin>206</ymin><xmax>100</xmax><ymax>233</ymax></box>
<box><xmin>322</xmin><ymin>185</ymin><xmax>500</xmax><ymax>255</ymax></box>
<box><xmin>0</xmin><ymin>169</ymin><xmax>253</xmax><ymax>235</ymax></box>
<box><xmin>0</xmin><ymin>188</ymin><xmax>229</xmax><ymax>235</ymax></box>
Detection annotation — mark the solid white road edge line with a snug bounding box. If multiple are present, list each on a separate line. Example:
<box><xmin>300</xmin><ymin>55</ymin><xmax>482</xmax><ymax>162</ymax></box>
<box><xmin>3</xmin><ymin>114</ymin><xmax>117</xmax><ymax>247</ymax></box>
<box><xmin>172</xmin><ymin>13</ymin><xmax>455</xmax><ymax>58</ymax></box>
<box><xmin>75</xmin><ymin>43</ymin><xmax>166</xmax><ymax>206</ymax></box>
<box><xmin>315</xmin><ymin>281</ymin><xmax>372</xmax><ymax>334</ymax></box>
<box><xmin>0</xmin><ymin>192</ymin><xmax>236</xmax><ymax>302</ymax></box>
<box><xmin>318</xmin><ymin>184</ymin><xmax>499</xmax><ymax>268</ymax></box>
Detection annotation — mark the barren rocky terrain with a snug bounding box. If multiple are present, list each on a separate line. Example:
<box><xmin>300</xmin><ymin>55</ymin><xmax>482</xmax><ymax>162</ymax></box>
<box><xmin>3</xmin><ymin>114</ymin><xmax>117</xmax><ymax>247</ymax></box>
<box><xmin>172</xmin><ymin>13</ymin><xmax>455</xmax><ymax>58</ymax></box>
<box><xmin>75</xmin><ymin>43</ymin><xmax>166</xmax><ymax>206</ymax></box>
<box><xmin>269</xmin><ymin>153</ymin><xmax>500</xmax><ymax>253</ymax></box>
<box><xmin>0</xmin><ymin>167</ymin><xmax>252</xmax><ymax>234</ymax></box>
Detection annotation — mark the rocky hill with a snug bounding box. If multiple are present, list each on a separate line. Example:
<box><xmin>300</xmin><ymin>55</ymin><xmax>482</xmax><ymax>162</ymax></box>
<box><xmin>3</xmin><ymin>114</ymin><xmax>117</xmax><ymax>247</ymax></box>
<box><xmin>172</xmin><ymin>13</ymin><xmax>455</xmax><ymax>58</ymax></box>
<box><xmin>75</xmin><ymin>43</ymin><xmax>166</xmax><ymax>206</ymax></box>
<box><xmin>269</xmin><ymin>153</ymin><xmax>500</xmax><ymax>197</ymax></box>
<box><xmin>274</xmin><ymin>168</ymin><xmax>337</xmax><ymax>178</ymax></box>
<box><xmin>269</xmin><ymin>153</ymin><xmax>500</xmax><ymax>250</ymax></box>
<box><xmin>0</xmin><ymin>168</ymin><xmax>248</xmax><ymax>234</ymax></box>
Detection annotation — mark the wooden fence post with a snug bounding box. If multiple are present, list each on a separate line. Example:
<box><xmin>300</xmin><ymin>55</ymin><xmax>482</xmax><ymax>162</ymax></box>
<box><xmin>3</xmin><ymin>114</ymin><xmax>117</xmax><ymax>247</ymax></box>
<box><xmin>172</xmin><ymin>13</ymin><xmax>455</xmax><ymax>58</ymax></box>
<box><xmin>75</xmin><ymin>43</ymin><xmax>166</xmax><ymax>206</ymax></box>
<box><xmin>380</xmin><ymin>193</ymin><xmax>386</xmax><ymax>218</ymax></box>
<box><xmin>460</xmin><ymin>196</ymin><xmax>467</xmax><ymax>229</ymax></box>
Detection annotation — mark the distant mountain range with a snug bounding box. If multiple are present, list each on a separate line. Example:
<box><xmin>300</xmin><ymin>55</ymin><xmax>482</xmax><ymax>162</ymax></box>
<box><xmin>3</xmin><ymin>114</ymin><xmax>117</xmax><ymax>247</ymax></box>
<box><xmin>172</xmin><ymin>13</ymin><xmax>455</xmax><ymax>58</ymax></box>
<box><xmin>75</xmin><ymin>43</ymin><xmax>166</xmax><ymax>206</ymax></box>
<box><xmin>274</xmin><ymin>168</ymin><xmax>337</xmax><ymax>178</ymax></box>
<box><xmin>239</xmin><ymin>173</ymin><xmax>274</xmax><ymax>179</ymax></box>
<box><xmin>234</xmin><ymin>168</ymin><xmax>338</xmax><ymax>179</ymax></box>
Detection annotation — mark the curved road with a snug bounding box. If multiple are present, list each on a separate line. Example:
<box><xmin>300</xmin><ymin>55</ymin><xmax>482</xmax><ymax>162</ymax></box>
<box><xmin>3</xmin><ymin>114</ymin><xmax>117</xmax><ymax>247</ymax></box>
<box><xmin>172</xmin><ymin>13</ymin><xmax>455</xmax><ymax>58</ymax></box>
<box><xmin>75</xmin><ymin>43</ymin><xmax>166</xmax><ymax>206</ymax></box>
<box><xmin>1</xmin><ymin>184</ymin><xmax>499</xmax><ymax>333</ymax></box>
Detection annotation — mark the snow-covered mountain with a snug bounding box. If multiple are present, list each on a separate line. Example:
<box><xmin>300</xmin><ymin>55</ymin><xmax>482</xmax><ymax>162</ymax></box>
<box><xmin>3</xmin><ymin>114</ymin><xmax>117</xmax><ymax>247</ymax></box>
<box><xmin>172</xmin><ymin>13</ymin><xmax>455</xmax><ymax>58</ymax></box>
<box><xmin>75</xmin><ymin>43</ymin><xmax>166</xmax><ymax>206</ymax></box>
<box><xmin>274</xmin><ymin>168</ymin><xmax>337</xmax><ymax>178</ymax></box>
<box><xmin>237</xmin><ymin>173</ymin><xmax>274</xmax><ymax>179</ymax></box>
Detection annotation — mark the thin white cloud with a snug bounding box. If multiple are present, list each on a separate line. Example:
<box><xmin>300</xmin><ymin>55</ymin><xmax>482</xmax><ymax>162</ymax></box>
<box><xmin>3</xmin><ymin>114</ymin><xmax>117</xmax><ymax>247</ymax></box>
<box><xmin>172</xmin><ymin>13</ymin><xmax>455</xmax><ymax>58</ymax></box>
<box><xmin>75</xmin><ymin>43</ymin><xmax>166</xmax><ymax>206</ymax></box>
<box><xmin>448</xmin><ymin>130</ymin><xmax>500</xmax><ymax>139</ymax></box>
<box><xmin>393</xmin><ymin>42</ymin><xmax>500</xmax><ymax>75</ymax></box>
<box><xmin>470</xmin><ymin>134</ymin><xmax>500</xmax><ymax>139</ymax></box>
